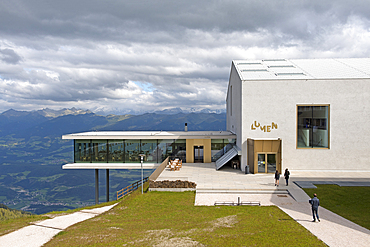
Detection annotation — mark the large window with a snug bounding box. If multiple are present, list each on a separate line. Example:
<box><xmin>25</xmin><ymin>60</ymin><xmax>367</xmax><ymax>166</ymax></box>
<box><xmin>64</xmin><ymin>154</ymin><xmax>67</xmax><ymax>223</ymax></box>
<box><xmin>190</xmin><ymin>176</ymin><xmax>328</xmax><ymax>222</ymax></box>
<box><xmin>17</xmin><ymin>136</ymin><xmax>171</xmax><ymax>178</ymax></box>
<box><xmin>211</xmin><ymin>139</ymin><xmax>224</xmax><ymax>161</ymax></box>
<box><xmin>211</xmin><ymin>139</ymin><xmax>236</xmax><ymax>162</ymax></box>
<box><xmin>173</xmin><ymin>139</ymin><xmax>186</xmax><ymax>162</ymax></box>
<box><xmin>74</xmin><ymin>140</ymin><xmax>92</xmax><ymax>162</ymax></box>
<box><xmin>158</xmin><ymin>139</ymin><xmax>175</xmax><ymax>162</ymax></box>
<box><xmin>108</xmin><ymin>140</ymin><xmax>124</xmax><ymax>162</ymax></box>
<box><xmin>141</xmin><ymin>140</ymin><xmax>158</xmax><ymax>162</ymax></box>
<box><xmin>297</xmin><ymin>105</ymin><xmax>329</xmax><ymax>148</ymax></box>
<box><xmin>92</xmin><ymin>140</ymin><xmax>107</xmax><ymax>162</ymax></box>
<box><xmin>125</xmin><ymin>140</ymin><xmax>140</xmax><ymax>163</ymax></box>
<box><xmin>74</xmin><ymin>138</ymin><xmax>188</xmax><ymax>163</ymax></box>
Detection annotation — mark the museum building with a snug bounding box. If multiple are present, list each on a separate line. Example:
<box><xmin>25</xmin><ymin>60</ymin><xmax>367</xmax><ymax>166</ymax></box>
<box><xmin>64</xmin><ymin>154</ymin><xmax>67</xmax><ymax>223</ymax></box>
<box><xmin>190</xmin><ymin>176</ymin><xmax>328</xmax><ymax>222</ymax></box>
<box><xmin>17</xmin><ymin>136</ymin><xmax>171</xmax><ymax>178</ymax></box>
<box><xmin>62</xmin><ymin>57</ymin><xmax>370</xmax><ymax>174</ymax></box>
<box><xmin>227</xmin><ymin>57</ymin><xmax>370</xmax><ymax>173</ymax></box>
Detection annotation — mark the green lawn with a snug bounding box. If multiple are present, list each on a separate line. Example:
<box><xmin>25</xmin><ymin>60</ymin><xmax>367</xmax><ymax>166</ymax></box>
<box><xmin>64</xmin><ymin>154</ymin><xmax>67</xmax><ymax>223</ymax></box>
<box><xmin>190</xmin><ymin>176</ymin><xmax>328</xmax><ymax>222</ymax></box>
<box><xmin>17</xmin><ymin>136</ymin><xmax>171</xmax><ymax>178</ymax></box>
<box><xmin>45</xmin><ymin>189</ymin><xmax>325</xmax><ymax>247</ymax></box>
<box><xmin>303</xmin><ymin>185</ymin><xmax>370</xmax><ymax>230</ymax></box>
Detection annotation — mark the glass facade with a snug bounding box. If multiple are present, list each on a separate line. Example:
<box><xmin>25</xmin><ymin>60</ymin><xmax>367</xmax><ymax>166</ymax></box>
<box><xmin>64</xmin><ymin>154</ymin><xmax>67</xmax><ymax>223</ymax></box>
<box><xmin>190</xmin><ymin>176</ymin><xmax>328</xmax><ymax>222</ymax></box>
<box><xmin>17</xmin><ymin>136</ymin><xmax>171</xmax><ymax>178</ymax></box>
<box><xmin>108</xmin><ymin>140</ymin><xmax>124</xmax><ymax>162</ymax></box>
<box><xmin>211</xmin><ymin>139</ymin><xmax>224</xmax><ymax>161</ymax></box>
<box><xmin>74</xmin><ymin>139</ymin><xmax>188</xmax><ymax>163</ymax></box>
<box><xmin>125</xmin><ymin>140</ymin><xmax>140</xmax><ymax>163</ymax></box>
<box><xmin>141</xmin><ymin>139</ymin><xmax>158</xmax><ymax>162</ymax></box>
<box><xmin>158</xmin><ymin>139</ymin><xmax>175</xmax><ymax>162</ymax></box>
<box><xmin>92</xmin><ymin>140</ymin><xmax>107</xmax><ymax>162</ymax></box>
<box><xmin>173</xmin><ymin>139</ymin><xmax>186</xmax><ymax>162</ymax></box>
<box><xmin>74</xmin><ymin>140</ymin><xmax>92</xmax><ymax>162</ymax></box>
<box><xmin>211</xmin><ymin>139</ymin><xmax>236</xmax><ymax>162</ymax></box>
<box><xmin>297</xmin><ymin>105</ymin><xmax>329</xmax><ymax>148</ymax></box>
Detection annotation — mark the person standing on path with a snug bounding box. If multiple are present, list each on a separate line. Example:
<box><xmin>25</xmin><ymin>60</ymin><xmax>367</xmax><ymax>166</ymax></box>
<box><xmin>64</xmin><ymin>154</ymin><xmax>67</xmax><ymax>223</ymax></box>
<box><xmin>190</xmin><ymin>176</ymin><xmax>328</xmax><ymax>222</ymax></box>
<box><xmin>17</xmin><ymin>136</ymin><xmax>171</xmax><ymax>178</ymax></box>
<box><xmin>284</xmin><ymin>168</ymin><xmax>290</xmax><ymax>186</ymax></box>
<box><xmin>274</xmin><ymin>170</ymin><xmax>280</xmax><ymax>186</ymax></box>
<box><xmin>309</xmin><ymin>193</ymin><xmax>320</xmax><ymax>222</ymax></box>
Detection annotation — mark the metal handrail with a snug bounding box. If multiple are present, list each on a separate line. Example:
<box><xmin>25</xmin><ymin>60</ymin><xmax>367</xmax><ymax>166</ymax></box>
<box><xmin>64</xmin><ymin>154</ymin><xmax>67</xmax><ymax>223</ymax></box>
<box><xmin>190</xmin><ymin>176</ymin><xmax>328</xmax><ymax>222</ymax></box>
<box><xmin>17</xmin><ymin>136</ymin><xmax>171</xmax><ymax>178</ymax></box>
<box><xmin>117</xmin><ymin>177</ymin><xmax>149</xmax><ymax>200</ymax></box>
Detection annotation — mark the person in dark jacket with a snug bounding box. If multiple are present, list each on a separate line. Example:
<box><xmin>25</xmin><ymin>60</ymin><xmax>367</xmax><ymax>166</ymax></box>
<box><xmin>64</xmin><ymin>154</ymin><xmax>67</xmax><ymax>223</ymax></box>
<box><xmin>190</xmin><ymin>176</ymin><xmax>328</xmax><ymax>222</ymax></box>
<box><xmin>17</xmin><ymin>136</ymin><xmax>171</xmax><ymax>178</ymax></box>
<box><xmin>309</xmin><ymin>193</ymin><xmax>320</xmax><ymax>222</ymax></box>
<box><xmin>284</xmin><ymin>168</ymin><xmax>290</xmax><ymax>186</ymax></box>
<box><xmin>274</xmin><ymin>170</ymin><xmax>280</xmax><ymax>186</ymax></box>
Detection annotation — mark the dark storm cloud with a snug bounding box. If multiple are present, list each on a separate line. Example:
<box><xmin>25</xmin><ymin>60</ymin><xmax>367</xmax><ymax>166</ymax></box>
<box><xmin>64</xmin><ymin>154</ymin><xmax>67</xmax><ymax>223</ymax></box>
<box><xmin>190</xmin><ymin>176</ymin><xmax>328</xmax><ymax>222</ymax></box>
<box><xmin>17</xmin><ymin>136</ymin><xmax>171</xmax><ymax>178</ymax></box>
<box><xmin>0</xmin><ymin>1</ymin><xmax>370</xmax><ymax>114</ymax></box>
<box><xmin>0</xmin><ymin>48</ymin><xmax>22</xmax><ymax>64</ymax></box>
<box><xmin>1</xmin><ymin>1</ymin><xmax>369</xmax><ymax>42</ymax></box>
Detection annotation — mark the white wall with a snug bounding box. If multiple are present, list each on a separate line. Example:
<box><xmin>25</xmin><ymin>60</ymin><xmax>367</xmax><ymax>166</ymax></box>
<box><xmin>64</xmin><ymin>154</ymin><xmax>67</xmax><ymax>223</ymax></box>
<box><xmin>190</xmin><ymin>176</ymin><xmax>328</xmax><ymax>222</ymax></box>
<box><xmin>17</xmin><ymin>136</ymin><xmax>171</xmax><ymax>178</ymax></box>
<box><xmin>239</xmin><ymin>78</ymin><xmax>370</xmax><ymax>171</ymax></box>
<box><xmin>227</xmin><ymin>63</ymin><xmax>243</xmax><ymax>149</ymax></box>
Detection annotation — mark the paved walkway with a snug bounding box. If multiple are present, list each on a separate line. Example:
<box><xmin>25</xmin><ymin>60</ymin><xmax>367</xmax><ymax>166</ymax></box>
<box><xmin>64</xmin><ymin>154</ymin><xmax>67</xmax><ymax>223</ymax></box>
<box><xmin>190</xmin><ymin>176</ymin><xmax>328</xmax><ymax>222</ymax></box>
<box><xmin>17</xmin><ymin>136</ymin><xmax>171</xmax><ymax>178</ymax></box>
<box><xmin>157</xmin><ymin>163</ymin><xmax>370</xmax><ymax>247</ymax></box>
<box><xmin>0</xmin><ymin>204</ymin><xmax>117</xmax><ymax>247</ymax></box>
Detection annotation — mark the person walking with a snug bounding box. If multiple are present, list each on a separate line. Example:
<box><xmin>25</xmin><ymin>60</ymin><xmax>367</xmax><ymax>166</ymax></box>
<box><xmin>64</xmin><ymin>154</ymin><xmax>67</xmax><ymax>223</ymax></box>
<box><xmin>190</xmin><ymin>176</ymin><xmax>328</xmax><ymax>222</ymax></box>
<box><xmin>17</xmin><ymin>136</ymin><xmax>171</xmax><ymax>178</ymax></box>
<box><xmin>274</xmin><ymin>170</ymin><xmax>280</xmax><ymax>186</ymax></box>
<box><xmin>284</xmin><ymin>168</ymin><xmax>290</xmax><ymax>186</ymax></box>
<box><xmin>309</xmin><ymin>193</ymin><xmax>320</xmax><ymax>222</ymax></box>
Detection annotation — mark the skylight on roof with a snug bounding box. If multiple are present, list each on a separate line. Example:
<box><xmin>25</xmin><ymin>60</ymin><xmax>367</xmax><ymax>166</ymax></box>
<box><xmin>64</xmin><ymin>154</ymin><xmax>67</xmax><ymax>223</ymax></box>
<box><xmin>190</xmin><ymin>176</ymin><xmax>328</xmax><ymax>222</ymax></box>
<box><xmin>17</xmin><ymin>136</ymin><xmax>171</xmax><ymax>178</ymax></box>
<box><xmin>268</xmin><ymin>65</ymin><xmax>294</xmax><ymax>68</ymax></box>
<box><xmin>241</xmin><ymin>69</ymin><xmax>268</xmax><ymax>72</ymax></box>
<box><xmin>275</xmin><ymin>72</ymin><xmax>305</xmax><ymax>76</ymax></box>
<box><xmin>263</xmin><ymin>59</ymin><xmax>286</xmax><ymax>62</ymax></box>
<box><xmin>238</xmin><ymin>62</ymin><xmax>262</xmax><ymax>65</ymax></box>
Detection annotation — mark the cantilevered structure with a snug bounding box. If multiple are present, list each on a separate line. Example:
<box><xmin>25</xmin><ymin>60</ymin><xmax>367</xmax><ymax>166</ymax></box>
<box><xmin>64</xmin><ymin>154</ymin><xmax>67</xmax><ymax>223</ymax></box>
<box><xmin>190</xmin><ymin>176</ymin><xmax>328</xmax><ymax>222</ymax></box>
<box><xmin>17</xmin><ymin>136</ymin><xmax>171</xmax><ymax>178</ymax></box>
<box><xmin>62</xmin><ymin>130</ymin><xmax>237</xmax><ymax>203</ymax></box>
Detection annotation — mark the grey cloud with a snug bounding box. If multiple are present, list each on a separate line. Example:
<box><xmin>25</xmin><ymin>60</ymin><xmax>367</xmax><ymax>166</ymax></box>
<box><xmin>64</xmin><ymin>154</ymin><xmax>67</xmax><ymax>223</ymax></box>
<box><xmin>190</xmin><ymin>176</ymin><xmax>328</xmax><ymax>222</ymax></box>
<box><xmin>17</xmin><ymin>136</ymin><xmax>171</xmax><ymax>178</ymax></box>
<box><xmin>0</xmin><ymin>48</ymin><xmax>22</xmax><ymax>64</ymax></box>
<box><xmin>1</xmin><ymin>1</ymin><xmax>370</xmax><ymax>43</ymax></box>
<box><xmin>1</xmin><ymin>1</ymin><xmax>370</xmax><ymax>114</ymax></box>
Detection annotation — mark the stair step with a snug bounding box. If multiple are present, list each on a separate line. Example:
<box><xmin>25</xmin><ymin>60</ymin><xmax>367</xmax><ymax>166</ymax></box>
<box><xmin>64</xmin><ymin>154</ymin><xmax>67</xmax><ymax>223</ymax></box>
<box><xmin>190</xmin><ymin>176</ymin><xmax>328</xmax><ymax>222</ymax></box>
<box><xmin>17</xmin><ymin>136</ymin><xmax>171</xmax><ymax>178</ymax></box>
<box><xmin>196</xmin><ymin>189</ymin><xmax>288</xmax><ymax>194</ymax></box>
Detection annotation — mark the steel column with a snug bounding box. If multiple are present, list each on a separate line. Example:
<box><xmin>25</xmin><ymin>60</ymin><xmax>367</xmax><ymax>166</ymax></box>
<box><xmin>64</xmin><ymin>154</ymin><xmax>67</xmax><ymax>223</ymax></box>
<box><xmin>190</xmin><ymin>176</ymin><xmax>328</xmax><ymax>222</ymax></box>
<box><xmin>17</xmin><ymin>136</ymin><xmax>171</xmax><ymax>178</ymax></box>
<box><xmin>106</xmin><ymin>169</ymin><xmax>109</xmax><ymax>202</ymax></box>
<box><xmin>95</xmin><ymin>169</ymin><xmax>99</xmax><ymax>204</ymax></box>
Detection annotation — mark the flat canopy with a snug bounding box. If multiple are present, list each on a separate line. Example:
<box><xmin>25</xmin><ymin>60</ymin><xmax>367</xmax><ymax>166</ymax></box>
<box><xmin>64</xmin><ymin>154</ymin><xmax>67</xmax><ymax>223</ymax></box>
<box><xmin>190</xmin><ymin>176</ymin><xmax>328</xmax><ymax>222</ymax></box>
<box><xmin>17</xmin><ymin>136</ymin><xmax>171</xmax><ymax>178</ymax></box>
<box><xmin>62</xmin><ymin>163</ymin><xmax>160</xmax><ymax>170</ymax></box>
<box><xmin>62</xmin><ymin>130</ymin><xmax>236</xmax><ymax>140</ymax></box>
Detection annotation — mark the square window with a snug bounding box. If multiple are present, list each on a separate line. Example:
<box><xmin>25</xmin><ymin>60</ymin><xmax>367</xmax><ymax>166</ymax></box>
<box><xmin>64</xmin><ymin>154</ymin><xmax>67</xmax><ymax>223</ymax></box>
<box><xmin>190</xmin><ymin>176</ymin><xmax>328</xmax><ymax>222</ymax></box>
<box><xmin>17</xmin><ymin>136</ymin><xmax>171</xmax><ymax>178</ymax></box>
<box><xmin>297</xmin><ymin>105</ymin><xmax>330</xmax><ymax>148</ymax></box>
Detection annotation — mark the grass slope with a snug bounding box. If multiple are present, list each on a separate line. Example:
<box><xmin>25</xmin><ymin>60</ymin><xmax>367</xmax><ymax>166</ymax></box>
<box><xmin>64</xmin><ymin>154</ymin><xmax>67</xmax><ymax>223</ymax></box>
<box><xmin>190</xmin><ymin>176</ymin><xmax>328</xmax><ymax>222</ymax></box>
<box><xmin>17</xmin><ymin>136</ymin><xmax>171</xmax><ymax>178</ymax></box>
<box><xmin>303</xmin><ymin>185</ymin><xmax>370</xmax><ymax>230</ymax></box>
<box><xmin>0</xmin><ymin>203</ymin><xmax>33</xmax><ymax>221</ymax></box>
<box><xmin>0</xmin><ymin>206</ymin><xmax>48</xmax><ymax>237</ymax></box>
<box><xmin>45</xmin><ymin>190</ymin><xmax>325</xmax><ymax>246</ymax></box>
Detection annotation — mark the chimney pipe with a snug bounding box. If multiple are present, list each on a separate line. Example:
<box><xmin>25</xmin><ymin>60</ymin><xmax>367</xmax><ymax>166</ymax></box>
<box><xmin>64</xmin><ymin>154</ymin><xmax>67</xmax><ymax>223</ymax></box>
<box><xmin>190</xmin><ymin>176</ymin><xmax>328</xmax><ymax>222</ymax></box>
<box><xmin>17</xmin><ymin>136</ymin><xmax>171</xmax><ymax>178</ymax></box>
<box><xmin>185</xmin><ymin>123</ymin><xmax>188</xmax><ymax>132</ymax></box>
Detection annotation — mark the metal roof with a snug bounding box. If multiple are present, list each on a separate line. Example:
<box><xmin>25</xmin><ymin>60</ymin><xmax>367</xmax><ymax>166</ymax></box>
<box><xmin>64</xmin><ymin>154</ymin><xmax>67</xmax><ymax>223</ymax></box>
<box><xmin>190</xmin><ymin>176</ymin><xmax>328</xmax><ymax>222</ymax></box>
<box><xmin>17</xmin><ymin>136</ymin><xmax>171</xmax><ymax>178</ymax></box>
<box><xmin>62</xmin><ymin>131</ymin><xmax>236</xmax><ymax>140</ymax></box>
<box><xmin>233</xmin><ymin>58</ymin><xmax>370</xmax><ymax>80</ymax></box>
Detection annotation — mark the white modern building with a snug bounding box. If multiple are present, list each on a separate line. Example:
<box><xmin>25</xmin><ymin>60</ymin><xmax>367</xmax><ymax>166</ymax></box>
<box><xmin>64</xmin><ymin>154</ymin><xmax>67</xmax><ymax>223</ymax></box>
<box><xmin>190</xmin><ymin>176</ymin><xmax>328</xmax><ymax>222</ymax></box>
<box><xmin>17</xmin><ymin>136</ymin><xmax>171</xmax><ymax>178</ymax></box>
<box><xmin>62</xmin><ymin>58</ymin><xmax>370</xmax><ymax>203</ymax></box>
<box><xmin>227</xmin><ymin>58</ymin><xmax>370</xmax><ymax>173</ymax></box>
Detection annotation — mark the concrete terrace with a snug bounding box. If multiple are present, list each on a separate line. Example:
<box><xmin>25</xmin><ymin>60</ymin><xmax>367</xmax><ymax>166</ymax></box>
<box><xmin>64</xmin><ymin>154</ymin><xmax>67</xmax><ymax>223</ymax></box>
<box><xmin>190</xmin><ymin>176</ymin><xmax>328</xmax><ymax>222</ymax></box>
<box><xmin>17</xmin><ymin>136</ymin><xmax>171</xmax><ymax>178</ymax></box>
<box><xmin>155</xmin><ymin>163</ymin><xmax>370</xmax><ymax>247</ymax></box>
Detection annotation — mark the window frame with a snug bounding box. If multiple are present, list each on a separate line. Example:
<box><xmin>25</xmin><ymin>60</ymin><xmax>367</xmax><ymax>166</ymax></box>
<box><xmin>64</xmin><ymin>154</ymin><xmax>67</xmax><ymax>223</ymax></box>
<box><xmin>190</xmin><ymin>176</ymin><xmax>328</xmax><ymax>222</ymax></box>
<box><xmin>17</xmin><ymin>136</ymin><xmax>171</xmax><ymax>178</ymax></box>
<box><xmin>296</xmin><ymin>104</ymin><xmax>330</xmax><ymax>149</ymax></box>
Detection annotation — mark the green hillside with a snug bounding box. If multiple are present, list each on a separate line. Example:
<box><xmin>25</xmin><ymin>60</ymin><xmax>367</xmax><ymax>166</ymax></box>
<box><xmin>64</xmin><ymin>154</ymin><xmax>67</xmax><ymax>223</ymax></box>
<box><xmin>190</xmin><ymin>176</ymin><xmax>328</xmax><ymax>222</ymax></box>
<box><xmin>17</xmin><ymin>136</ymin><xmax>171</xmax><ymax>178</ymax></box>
<box><xmin>0</xmin><ymin>203</ymin><xmax>32</xmax><ymax>221</ymax></box>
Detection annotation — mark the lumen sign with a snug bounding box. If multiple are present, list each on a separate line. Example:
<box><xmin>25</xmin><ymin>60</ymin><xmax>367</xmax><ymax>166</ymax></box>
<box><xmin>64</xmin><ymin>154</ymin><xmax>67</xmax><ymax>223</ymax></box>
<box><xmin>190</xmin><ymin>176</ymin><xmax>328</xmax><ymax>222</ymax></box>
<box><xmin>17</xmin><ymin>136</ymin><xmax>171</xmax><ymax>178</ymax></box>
<box><xmin>251</xmin><ymin>121</ymin><xmax>278</xmax><ymax>132</ymax></box>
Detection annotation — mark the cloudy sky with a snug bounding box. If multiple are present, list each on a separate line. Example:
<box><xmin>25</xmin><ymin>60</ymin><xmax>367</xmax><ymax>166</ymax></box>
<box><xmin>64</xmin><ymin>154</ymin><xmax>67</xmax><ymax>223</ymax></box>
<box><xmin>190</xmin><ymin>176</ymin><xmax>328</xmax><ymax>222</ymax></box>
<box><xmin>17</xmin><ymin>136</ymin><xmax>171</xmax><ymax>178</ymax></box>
<box><xmin>0</xmin><ymin>1</ymin><xmax>369</xmax><ymax>115</ymax></box>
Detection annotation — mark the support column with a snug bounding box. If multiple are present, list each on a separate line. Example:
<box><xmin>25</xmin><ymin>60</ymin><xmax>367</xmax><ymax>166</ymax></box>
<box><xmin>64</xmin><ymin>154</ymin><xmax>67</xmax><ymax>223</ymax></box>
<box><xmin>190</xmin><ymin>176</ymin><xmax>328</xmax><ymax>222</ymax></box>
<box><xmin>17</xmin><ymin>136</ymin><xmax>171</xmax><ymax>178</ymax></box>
<box><xmin>95</xmin><ymin>169</ymin><xmax>99</xmax><ymax>205</ymax></box>
<box><xmin>106</xmin><ymin>169</ymin><xmax>109</xmax><ymax>202</ymax></box>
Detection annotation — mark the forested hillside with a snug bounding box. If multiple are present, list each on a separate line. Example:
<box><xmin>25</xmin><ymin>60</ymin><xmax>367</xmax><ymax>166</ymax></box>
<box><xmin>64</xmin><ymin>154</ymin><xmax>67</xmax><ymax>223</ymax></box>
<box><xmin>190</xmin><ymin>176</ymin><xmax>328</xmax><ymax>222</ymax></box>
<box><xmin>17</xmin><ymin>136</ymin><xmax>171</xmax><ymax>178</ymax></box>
<box><xmin>0</xmin><ymin>203</ymin><xmax>32</xmax><ymax>220</ymax></box>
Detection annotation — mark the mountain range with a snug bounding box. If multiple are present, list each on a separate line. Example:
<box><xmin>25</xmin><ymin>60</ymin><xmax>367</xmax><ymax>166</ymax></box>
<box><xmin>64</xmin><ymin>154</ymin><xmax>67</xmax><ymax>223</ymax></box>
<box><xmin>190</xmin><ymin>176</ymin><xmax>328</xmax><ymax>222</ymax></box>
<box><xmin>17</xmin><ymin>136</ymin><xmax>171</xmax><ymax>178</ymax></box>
<box><xmin>0</xmin><ymin>108</ymin><xmax>226</xmax><ymax>214</ymax></box>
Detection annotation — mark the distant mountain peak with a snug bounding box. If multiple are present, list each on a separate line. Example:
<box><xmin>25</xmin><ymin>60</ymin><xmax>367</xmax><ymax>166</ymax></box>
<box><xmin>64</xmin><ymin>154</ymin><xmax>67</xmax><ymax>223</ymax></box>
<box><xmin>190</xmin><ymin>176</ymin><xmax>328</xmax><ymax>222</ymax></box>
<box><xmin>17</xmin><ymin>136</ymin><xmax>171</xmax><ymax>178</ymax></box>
<box><xmin>1</xmin><ymin>109</ymin><xmax>29</xmax><ymax>117</ymax></box>
<box><xmin>37</xmin><ymin>108</ymin><xmax>92</xmax><ymax>118</ymax></box>
<box><xmin>1</xmin><ymin>108</ymin><xmax>93</xmax><ymax>118</ymax></box>
<box><xmin>153</xmin><ymin>108</ymin><xmax>183</xmax><ymax>115</ymax></box>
